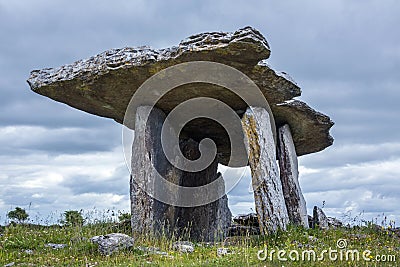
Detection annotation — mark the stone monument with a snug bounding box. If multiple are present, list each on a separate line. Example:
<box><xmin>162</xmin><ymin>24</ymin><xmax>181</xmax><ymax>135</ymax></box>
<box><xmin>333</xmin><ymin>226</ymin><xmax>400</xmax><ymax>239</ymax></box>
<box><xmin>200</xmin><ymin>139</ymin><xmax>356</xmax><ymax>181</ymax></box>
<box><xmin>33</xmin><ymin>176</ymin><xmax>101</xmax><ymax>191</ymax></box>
<box><xmin>28</xmin><ymin>27</ymin><xmax>333</xmax><ymax>241</ymax></box>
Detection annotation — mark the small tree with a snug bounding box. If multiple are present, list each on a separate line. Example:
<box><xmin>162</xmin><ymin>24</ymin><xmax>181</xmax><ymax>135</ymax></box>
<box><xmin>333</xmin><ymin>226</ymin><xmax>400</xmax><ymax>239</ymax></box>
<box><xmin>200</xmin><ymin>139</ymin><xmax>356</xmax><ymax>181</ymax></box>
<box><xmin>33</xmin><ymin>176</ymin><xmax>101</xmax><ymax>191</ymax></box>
<box><xmin>7</xmin><ymin>207</ymin><xmax>29</xmax><ymax>223</ymax></box>
<box><xmin>63</xmin><ymin>210</ymin><xmax>84</xmax><ymax>227</ymax></box>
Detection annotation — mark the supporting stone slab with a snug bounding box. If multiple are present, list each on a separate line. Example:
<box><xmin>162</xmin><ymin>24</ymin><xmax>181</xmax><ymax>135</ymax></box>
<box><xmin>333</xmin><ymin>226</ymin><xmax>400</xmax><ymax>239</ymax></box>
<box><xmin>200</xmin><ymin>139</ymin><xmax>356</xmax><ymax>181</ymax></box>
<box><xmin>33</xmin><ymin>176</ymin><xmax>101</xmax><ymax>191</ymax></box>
<box><xmin>175</xmin><ymin>139</ymin><xmax>231</xmax><ymax>241</ymax></box>
<box><xmin>278</xmin><ymin>124</ymin><xmax>308</xmax><ymax>228</ymax></box>
<box><xmin>130</xmin><ymin>106</ymin><xmax>231</xmax><ymax>241</ymax></box>
<box><xmin>241</xmin><ymin>107</ymin><xmax>289</xmax><ymax>234</ymax></box>
<box><xmin>130</xmin><ymin>106</ymin><xmax>178</xmax><ymax>237</ymax></box>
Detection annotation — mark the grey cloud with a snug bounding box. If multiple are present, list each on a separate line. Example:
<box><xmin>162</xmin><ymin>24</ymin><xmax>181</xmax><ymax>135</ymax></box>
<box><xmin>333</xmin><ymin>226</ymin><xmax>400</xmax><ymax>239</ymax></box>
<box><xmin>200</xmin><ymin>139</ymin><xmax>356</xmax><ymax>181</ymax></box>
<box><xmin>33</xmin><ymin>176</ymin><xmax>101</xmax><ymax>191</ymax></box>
<box><xmin>0</xmin><ymin>125</ymin><xmax>121</xmax><ymax>155</ymax></box>
<box><xmin>299</xmin><ymin>142</ymin><xmax>400</xmax><ymax>169</ymax></box>
<box><xmin>61</xmin><ymin>166</ymin><xmax>129</xmax><ymax>195</ymax></box>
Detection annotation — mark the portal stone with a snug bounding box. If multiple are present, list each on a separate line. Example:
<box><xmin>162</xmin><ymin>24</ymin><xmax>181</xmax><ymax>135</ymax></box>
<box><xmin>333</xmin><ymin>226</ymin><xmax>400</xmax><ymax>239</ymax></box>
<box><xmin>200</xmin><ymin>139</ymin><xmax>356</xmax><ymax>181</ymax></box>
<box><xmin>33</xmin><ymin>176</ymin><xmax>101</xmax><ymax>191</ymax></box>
<box><xmin>130</xmin><ymin>106</ymin><xmax>231</xmax><ymax>241</ymax></box>
<box><xmin>242</xmin><ymin>107</ymin><xmax>289</xmax><ymax>233</ymax></box>
<box><xmin>278</xmin><ymin>124</ymin><xmax>308</xmax><ymax>228</ymax></box>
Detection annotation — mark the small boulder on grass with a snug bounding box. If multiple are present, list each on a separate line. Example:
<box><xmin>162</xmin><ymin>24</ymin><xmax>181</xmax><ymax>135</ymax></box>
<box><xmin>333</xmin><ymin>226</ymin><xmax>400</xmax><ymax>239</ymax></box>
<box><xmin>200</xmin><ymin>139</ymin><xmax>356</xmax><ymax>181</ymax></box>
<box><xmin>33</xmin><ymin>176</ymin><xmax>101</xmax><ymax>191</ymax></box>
<box><xmin>217</xmin><ymin>247</ymin><xmax>233</xmax><ymax>257</ymax></box>
<box><xmin>172</xmin><ymin>241</ymin><xmax>194</xmax><ymax>253</ymax></box>
<box><xmin>45</xmin><ymin>243</ymin><xmax>67</xmax><ymax>249</ymax></box>
<box><xmin>90</xmin><ymin>233</ymin><xmax>134</xmax><ymax>256</ymax></box>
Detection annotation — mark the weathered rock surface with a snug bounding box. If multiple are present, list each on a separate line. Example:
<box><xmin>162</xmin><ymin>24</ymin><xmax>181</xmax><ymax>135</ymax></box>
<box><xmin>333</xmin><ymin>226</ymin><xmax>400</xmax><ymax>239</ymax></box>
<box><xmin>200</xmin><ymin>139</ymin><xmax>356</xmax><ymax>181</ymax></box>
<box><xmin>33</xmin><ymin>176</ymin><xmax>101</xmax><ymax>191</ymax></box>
<box><xmin>229</xmin><ymin>213</ymin><xmax>261</xmax><ymax>236</ymax></box>
<box><xmin>173</xmin><ymin>139</ymin><xmax>232</xmax><ymax>241</ymax></box>
<box><xmin>242</xmin><ymin>107</ymin><xmax>289</xmax><ymax>233</ymax></box>
<box><xmin>312</xmin><ymin>206</ymin><xmax>329</xmax><ymax>229</ymax></box>
<box><xmin>44</xmin><ymin>243</ymin><xmax>67</xmax><ymax>249</ymax></box>
<box><xmin>131</xmin><ymin>106</ymin><xmax>231</xmax><ymax>241</ymax></box>
<box><xmin>274</xmin><ymin>100</ymin><xmax>334</xmax><ymax>156</ymax></box>
<box><xmin>27</xmin><ymin>26</ymin><xmax>333</xmax><ymax>166</ymax></box>
<box><xmin>228</xmin><ymin>224</ymin><xmax>261</xmax><ymax>236</ymax></box>
<box><xmin>327</xmin><ymin>217</ymin><xmax>343</xmax><ymax>228</ymax></box>
<box><xmin>90</xmin><ymin>233</ymin><xmax>134</xmax><ymax>255</ymax></box>
<box><xmin>278</xmin><ymin>124</ymin><xmax>308</xmax><ymax>228</ymax></box>
<box><xmin>130</xmin><ymin>106</ymin><xmax>177</xmax><ymax>236</ymax></box>
<box><xmin>233</xmin><ymin>213</ymin><xmax>259</xmax><ymax>227</ymax></box>
<box><xmin>217</xmin><ymin>247</ymin><xmax>233</xmax><ymax>257</ymax></box>
<box><xmin>172</xmin><ymin>241</ymin><xmax>195</xmax><ymax>253</ymax></box>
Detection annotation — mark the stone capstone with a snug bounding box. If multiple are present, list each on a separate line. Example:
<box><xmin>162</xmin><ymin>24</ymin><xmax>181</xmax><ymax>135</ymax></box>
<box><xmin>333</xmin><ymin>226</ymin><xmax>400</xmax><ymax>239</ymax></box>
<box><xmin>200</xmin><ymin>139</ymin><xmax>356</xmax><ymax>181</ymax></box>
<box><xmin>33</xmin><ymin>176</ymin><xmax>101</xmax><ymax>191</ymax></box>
<box><xmin>27</xmin><ymin>26</ymin><xmax>334</xmax><ymax>166</ymax></box>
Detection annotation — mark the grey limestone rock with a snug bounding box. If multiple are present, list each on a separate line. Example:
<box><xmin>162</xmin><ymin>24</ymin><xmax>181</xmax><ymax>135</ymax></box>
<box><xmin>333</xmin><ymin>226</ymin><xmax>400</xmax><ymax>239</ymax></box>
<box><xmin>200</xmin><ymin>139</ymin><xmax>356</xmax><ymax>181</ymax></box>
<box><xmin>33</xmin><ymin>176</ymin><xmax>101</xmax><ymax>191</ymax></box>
<box><xmin>242</xmin><ymin>107</ymin><xmax>289</xmax><ymax>233</ymax></box>
<box><xmin>217</xmin><ymin>247</ymin><xmax>233</xmax><ymax>257</ymax></box>
<box><xmin>278</xmin><ymin>124</ymin><xmax>308</xmax><ymax>228</ymax></box>
<box><xmin>130</xmin><ymin>106</ymin><xmax>231</xmax><ymax>241</ymax></box>
<box><xmin>90</xmin><ymin>233</ymin><xmax>134</xmax><ymax>255</ymax></box>
<box><xmin>312</xmin><ymin>206</ymin><xmax>329</xmax><ymax>230</ymax></box>
<box><xmin>327</xmin><ymin>217</ymin><xmax>343</xmax><ymax>228</ymax></box>
<box><xmin>228</xmin><ymin>224</ymin><xmax>260</xmax><ymax>236</ymax></box>
<box><xmin>44</xmin><ymin>243</ymin><xmax>67</xmax><ymax>250</ymax></box>
<box><xmin>172</xmin><ymin>241</ymin><xmax>195</xmax><ymax>253</ymax></box>
<box><xmin>233</xmin><ymin>213</ymin><xmax>259</xmax><ymax>227</ymax></box>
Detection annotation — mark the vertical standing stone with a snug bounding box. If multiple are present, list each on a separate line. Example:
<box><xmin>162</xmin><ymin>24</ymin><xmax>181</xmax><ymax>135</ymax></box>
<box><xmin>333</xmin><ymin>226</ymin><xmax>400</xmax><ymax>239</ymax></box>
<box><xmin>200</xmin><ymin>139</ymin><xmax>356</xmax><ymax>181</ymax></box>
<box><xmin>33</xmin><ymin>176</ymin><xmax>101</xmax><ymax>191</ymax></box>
<box><xmin>130</xmin><ymin>106</ymin><xmax>231</xmax><ymax>241</ymax></box>
<box><xmin>312</xmin><ymin>206</ymin><xmax>329</xmax><ymax>229</ymax></box>
<box><xmin>130</xmin><ymin>106</ymin><xmax>178</xmax><ymax>237</ymax></box>
<box><xmin>278</xmin><ymin>124</ymin><xmax>309</xmax><ymax>228</ymax></box>
<box><xmin>174</xmin><ymin>139</ymin><xmax>231</xmax><ymax>241</ymax></box>
<box><xmin>241</xmin><ymin>107</ymin><xmax>289</xmax><ymax>234</ymax></box>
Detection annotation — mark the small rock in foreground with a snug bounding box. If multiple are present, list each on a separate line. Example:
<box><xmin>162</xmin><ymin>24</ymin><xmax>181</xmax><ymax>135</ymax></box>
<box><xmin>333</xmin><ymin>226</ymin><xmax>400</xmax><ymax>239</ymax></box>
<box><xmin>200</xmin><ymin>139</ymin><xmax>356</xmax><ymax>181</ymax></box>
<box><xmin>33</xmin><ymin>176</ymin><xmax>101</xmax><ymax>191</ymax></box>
<box><xmin>172</xmin><ymin>241</ymin><xmax>194</xmax><ymax>253</ymax></box>
<box><xmin>45</xmin><ymin>243</ymin><xmax>67</xmax><ymax>249</ymax></box>
<box><xmin>90</xmin><ymin>233</ymin><xmax>134</xmax><ymax>255</ymax></box>
<box><xmin>24</xmin><ymin>249</ymin><xmax>34</xmax><ymax>255</ymax></box>
<box><xmin>217</xmin><ymin>247</ymin><xmax>233</xmax><ymax>257</ymax></box>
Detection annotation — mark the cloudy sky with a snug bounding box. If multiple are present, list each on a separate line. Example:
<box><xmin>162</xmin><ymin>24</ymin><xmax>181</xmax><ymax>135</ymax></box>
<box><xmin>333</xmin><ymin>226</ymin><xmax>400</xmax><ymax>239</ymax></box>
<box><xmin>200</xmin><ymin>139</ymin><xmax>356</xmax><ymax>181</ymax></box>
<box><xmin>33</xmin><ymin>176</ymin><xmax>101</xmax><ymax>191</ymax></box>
<box><xmin>0</xmin><ymin>0</ymin><xmax>399</xmax><ymax>225</ymax></box>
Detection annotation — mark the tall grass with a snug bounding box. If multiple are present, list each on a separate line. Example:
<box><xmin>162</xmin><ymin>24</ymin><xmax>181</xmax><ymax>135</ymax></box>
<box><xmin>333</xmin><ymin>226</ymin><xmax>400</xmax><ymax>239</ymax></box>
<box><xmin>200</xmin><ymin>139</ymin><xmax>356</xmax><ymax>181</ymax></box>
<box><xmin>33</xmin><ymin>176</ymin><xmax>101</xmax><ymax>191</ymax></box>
<box><xmin>0</xmin><ymin>210</ymin><xmax>399</xmax><ymax>266</ymax></box>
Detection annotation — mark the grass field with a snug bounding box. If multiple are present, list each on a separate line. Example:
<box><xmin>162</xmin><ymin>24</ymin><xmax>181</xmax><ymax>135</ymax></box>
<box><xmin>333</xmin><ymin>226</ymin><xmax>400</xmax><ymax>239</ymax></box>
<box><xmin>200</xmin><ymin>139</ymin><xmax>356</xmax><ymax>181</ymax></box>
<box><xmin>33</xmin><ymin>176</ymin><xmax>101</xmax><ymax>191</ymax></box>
<box><xmin>1</xmin><ymin>217</ymin><xmax>399</xmax><ymax>266</ymax></box>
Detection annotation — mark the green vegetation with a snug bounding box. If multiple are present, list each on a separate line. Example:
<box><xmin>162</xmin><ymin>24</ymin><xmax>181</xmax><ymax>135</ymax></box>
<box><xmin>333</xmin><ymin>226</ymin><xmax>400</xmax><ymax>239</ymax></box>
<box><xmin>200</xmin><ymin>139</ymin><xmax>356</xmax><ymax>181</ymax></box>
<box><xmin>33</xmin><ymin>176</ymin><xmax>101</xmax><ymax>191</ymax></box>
<box><xmin>118</xmin><ymin>212</ymin><xmax>131</xmax><ymax>222</ymax></box>
<box><xmin>7</xmin><ymin>207</ymin><xmax>29</xmax><ymax>224</ymax></box>
<box><xmin>62</xmin><ymin>210</ymin><xmax>84</xmax><ymax>227</ymax></box>
<box><xmin>0</xmin><ymin>212</ymin><xmax>399</xmax><ymax>266</ymax></box>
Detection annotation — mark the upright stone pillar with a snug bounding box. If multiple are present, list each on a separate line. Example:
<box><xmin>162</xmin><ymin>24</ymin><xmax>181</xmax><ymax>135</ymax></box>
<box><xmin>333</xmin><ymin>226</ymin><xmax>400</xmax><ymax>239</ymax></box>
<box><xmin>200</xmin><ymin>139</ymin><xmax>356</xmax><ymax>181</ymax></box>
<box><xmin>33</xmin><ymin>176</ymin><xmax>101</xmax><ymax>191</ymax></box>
<box><xmin>130</xmin><ymin>106</ymin><xmax>178</xmax><ymax>237</ymax></box>
<box><xmin>278</xmin><ymin>124</ymin><xmax>308</xmax><ymax>228</ymax></box>
<box><xmin>174</xmin><ymin>139</ymin><xmax>231</xmax><ymax>241</ymax></box>
<box><xmin>241</xmin><ymin>107</ymin><xmax>289</xmax><ymax>234</ymax></box>
<box><xmin>130</xmin><ymin>106</ymin><xmax>231</xmax><ymax>241</ymax></box>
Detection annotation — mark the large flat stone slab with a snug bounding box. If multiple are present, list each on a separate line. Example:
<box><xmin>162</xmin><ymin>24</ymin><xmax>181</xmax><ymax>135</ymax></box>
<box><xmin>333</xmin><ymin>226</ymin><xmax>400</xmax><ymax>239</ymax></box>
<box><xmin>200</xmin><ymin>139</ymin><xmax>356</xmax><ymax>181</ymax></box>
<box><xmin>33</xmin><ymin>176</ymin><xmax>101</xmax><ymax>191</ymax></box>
<box><xmin>27</xmin><ymin>26</ymin><xmax>333</xmax><ymax>165</ymax></box>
